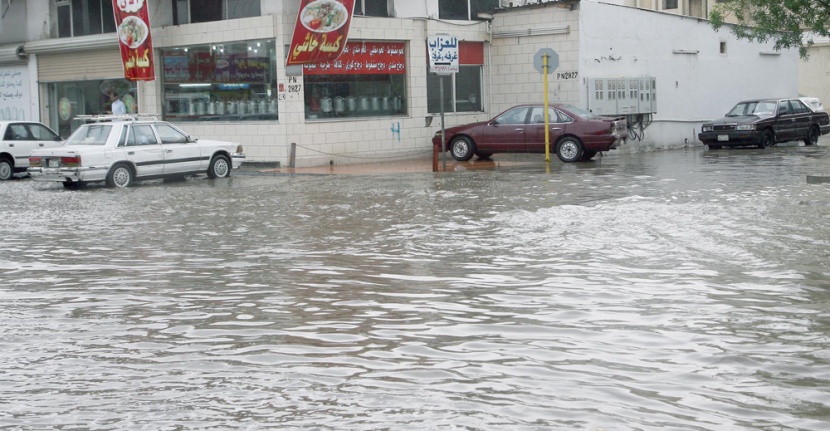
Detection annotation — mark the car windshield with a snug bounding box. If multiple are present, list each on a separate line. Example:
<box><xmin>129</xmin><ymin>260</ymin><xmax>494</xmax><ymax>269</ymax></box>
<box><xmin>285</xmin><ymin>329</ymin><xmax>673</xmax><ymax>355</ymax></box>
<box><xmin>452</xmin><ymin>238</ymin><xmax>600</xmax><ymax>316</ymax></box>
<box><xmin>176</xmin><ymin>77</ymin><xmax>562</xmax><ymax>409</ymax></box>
<box><xmin>726</xmin><ymin>101</ymin><xmax>777</xmax><ymax>117</ymax></box>
<box><xmin>559</xmin><ymin>104</ymin><xmax>599</xmax><ymax>120</ymax></box>
<box><xmin>65</xmin><ymin>124</ymin><xmax>113</xmax><ymax>146</ymax></box>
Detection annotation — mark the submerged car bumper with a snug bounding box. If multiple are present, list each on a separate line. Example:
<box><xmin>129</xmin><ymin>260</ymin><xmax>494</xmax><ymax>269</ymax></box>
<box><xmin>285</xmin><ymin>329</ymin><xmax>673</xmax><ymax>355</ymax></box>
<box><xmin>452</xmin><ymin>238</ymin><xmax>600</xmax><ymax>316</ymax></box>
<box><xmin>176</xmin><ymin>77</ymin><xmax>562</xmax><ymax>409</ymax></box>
<box><xmin>584</xmin><ymin>133</ymin><xmax>627</xmax><ymax>151</ymax></box>
<box><xmin>28</xmin><ymin>166</ymin><xmax>107</xmax><ymax>183</ymax></box>
<box><xmin>698</xmin><ymin>130</ymin><xmax>762</xmax><ymax>146</ymax></box>
<box><xmin>231</xmin><ymin>152</ymin><xmax>246</xmax><ymax>168</ymax></box>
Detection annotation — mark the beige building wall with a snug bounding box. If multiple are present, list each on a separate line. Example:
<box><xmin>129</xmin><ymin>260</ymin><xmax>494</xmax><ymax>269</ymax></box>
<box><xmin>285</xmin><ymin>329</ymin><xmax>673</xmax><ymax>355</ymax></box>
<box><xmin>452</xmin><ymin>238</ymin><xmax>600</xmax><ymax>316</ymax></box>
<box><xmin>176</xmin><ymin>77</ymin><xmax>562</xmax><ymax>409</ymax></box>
<box><xmin>799</xmin><ymin>42</ymin><xmax>830</xmax><ymax>103</ymax></box>
<box><xmin>488</xmin><ymin>5</ymin><xmax>581</xmax><ymax>114</ymax></box>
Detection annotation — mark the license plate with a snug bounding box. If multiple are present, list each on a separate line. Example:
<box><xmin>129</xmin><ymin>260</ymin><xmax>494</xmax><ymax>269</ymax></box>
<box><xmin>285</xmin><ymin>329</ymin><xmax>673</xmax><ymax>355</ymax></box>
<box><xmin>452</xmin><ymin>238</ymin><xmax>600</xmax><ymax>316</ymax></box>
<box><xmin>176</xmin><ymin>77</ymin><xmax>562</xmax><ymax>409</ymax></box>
<box><xmin>48</xmin><ymin>159</ymin><xmax>60</xmax><ymax>168</ymax></box>
<box><xmin>717</xmin><ymin>134</ymin><xmax>729</xmax><ymax>142</ymax></box>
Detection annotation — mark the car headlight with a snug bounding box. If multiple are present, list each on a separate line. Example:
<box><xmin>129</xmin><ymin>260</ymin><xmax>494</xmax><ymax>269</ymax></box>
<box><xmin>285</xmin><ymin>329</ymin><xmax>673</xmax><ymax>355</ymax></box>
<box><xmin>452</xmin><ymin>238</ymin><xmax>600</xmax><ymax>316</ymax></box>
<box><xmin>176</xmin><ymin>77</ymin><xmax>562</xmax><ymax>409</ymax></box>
<box><xmin>736</xmin><ymin>124</ymin><xmax>755</xmax><ymax>131</ymax></box>
<box><xmin>434</xmin><ymin>130</ymin><xmax>444</xmax><ymax>138</ymax></box>
<box><xmin>701</xmin><ymin>125</ymin><xmax>713</xmax><ymax>132</ymax></box>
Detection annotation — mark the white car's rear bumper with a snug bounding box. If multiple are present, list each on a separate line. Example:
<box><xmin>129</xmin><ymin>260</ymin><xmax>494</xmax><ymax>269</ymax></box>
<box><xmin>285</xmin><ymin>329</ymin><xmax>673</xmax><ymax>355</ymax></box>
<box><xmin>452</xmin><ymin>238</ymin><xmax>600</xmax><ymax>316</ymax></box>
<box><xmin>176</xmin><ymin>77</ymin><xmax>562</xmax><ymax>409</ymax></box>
<box><xmin>28</xmin><ymin>166</ymin><xmax>107</xmax><ymax>183</ymax></box>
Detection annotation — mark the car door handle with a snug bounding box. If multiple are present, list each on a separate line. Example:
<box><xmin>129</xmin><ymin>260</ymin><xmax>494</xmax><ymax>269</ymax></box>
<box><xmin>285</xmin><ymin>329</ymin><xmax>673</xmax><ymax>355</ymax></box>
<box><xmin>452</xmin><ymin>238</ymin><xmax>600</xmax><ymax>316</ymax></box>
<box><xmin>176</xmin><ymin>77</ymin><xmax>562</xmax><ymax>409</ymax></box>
<box><xmin>166</xmin><ymin>150</ymin><xmax>174</xmax><ymax>153</ymax></box>
<box><xmin>38</xmin><ymin>143</ymin><xmax>44</xmax><ymax>147</ymax></box>
<box><xmin>514</xmin><ymin>128</ymin><xmax>524</xmax><ymax>131</ymax></box>
<box><xmin>551</xmin><ymin>127</ymin><xmax>563</xmax><ymax>131</ymax></box>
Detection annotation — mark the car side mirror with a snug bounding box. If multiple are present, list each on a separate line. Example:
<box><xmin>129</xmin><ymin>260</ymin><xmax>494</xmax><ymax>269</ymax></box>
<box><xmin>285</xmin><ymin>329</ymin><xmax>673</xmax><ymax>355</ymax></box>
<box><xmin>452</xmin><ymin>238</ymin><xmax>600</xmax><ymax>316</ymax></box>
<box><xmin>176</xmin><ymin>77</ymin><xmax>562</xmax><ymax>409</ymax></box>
<box><xmin>489</xmin><ymin>120</ymin><xmax>499</xmax><ymax>126</ymax></box>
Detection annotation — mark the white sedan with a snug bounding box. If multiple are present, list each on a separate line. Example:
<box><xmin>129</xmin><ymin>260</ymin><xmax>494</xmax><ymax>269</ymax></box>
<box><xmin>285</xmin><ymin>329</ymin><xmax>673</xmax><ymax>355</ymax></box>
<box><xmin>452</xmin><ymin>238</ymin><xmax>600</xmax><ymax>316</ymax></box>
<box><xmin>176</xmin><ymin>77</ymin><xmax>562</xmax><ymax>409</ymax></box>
<box><xmin>28</xmin><ymin>115</ymin><xmax>245</xmax><ymax>188</ymax></box>
<box><xmin>0</xmin><ymin>121</ymin><xmax>63</xmax><ymax>180</ymax></box>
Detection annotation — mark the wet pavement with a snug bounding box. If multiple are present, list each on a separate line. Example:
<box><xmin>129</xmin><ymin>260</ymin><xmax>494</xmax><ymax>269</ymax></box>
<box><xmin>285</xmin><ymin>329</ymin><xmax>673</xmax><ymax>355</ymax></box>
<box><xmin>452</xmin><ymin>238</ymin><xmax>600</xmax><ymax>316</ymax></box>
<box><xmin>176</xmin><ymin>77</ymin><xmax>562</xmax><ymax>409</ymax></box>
<box><xmin>251</xmin><ymin>144</ymin><xmax>830</xmax><ymax>179</ymax></box>
<box><xmin>2</xmin><ymin>143</ymin><xmax>830</xmax><ymax>430</ymax></box>
<box><xmin>248</xmin><ymin>152</ymin><xmax>541</xmax><ymax>176</ymax></box>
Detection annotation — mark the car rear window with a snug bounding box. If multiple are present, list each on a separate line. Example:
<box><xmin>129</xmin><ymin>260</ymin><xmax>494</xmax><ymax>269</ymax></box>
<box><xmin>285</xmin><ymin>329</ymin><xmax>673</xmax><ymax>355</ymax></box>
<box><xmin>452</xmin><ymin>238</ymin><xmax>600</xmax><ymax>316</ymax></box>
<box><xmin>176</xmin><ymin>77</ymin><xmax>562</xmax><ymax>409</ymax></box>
<box><xmin>66</xmin><ymin>124</ymin><xmax>112</xmax><ymax>146</ymax></box>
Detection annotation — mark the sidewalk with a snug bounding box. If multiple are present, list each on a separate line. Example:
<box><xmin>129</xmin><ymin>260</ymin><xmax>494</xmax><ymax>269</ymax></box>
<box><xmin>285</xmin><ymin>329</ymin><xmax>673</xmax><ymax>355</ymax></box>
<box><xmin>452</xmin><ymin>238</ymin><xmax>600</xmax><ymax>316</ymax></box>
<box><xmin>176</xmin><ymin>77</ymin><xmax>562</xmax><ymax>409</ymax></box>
<box><xmin>244</xmin><ymin>154</ymin><xmax>551</xmax><ymax>176</ymax></box>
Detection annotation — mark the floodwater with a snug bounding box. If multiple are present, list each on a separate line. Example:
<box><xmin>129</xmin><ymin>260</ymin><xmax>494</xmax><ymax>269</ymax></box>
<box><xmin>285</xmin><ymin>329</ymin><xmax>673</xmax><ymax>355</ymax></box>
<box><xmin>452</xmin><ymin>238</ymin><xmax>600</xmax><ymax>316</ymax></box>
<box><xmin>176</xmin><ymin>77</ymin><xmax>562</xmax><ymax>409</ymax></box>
<box><xmin>1</xmin><ymin>145</ymin><xmax>829</xmax><ymax>430</ymax></box>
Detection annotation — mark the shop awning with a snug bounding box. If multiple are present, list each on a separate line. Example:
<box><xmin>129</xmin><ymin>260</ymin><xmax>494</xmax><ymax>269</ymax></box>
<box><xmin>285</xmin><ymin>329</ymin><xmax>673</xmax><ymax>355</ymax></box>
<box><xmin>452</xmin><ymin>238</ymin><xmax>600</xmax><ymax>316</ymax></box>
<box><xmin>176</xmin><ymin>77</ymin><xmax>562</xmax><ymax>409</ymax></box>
<box><xmin>0</xmin><ymin>44</ymin><xmax>25</xmax><ymax>65</ymax></box>
<box><xmin>22</xmin><ymin>33</ymin><xmax>117</xmax><ymax>55</ymax></box>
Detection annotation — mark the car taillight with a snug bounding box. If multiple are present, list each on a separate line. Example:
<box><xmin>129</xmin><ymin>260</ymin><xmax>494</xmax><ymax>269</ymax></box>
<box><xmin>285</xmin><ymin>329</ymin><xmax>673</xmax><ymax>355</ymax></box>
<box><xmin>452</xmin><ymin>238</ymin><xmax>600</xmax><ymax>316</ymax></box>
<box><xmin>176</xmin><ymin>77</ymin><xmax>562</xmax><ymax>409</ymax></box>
<box><xmin>61</xmin><ymin>156</ymin><xmax>81</xmax><ymax>167</ymax></box>
<box><xmin>29</xmin><ymin>156</ymin><xmax>42</xmax><ymax>167</ymax></box>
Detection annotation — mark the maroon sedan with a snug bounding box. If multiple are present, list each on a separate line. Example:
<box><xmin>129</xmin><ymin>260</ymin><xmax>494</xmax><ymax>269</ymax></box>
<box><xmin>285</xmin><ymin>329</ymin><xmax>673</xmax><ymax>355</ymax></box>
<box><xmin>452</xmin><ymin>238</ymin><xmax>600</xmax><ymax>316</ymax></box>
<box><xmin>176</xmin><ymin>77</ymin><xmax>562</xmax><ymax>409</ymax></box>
<box><xmin>433</xmin><ymin>104</ymin><xmax>628</xmax><ymax>162</ymax></box>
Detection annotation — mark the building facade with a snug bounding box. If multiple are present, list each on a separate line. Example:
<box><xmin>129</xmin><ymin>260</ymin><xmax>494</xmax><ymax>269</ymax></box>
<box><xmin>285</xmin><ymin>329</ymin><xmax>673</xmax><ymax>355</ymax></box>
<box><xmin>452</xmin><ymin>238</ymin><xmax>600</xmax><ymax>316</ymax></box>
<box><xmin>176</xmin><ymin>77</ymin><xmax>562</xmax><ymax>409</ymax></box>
<box><xmin>0</xmin><ymin>0</ymin><xmax>804</xmax><ymax>168</ymax></box>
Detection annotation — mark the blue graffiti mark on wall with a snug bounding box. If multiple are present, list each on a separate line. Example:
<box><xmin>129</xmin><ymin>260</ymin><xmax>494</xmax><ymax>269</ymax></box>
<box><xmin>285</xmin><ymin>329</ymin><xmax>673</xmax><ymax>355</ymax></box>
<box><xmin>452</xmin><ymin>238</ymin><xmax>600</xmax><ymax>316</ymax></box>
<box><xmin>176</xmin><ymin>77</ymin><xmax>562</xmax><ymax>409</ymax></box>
<box><xmin>390</xmin><ymin>122</ymin><xmax>400</xmax><ymax>142</ymax></box>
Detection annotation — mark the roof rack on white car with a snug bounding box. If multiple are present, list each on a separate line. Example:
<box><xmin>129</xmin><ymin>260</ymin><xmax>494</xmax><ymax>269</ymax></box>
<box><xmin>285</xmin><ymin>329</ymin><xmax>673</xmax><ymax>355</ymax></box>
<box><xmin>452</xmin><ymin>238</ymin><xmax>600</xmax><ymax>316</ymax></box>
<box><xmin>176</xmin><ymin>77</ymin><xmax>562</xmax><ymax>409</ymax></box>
<box><xmin>74</xmin><ymin>114</ymin><xmax>160</xmax><ymax>122</ymax></box>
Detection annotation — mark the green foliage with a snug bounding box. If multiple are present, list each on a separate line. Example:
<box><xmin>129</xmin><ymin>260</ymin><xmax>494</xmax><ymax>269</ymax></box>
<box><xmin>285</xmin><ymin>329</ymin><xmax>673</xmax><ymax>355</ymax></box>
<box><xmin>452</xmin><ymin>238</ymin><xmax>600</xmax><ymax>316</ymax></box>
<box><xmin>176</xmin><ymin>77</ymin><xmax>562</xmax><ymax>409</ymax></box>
<box><xmin>709</xmin><ymin>0</ymin><xmax>830</xmax><ymax>59</ymax></box>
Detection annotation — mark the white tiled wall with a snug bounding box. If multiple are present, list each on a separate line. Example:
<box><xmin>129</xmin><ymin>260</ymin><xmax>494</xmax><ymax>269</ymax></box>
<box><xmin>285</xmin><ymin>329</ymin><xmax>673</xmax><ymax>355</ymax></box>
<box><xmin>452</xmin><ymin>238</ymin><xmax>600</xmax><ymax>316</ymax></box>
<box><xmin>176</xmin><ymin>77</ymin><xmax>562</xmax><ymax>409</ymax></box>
<box><xmin>489</xmin><ymin>6</ymin><xmax>581</xmax><ymax>115</ymax></box>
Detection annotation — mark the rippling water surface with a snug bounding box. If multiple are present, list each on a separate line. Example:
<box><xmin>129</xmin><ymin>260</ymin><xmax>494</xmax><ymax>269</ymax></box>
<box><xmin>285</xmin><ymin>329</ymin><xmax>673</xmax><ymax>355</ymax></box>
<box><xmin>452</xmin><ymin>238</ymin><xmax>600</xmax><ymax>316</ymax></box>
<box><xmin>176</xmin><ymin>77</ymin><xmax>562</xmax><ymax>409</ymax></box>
<box><xmin>2</xmin><ymin>147</ymin><xmax>829</xmax><ymax>430</ymax></box>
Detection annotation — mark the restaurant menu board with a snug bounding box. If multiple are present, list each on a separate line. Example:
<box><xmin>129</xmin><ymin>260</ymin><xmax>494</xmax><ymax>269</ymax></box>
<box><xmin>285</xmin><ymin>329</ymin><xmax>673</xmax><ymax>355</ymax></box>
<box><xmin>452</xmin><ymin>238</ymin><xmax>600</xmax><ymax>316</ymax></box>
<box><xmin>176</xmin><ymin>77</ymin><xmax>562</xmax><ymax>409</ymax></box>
<box><xmin>287</xmin><ymin>0</ymin><xmax>356</xmax><ymax>66</ymax></box>
<box><xmin>162</xmin><ymin>53</ymin><xmax>270</xmax><ymax>83</ymax></box>
<box><xmin>303</xmin><ymin>41</ymin><xmax>406</xmax><ymax>75</ymax></box>
<box><xmin>113</xmin><ymin>0</ymin><xmax>155</xmax><ymax>81</ymax></box>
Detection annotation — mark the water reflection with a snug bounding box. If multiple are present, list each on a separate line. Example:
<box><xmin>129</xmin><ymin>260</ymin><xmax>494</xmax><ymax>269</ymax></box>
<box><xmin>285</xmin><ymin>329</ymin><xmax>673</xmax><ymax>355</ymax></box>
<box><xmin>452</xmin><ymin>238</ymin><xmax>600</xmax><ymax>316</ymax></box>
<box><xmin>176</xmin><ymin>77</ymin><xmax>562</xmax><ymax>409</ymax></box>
<box><xmin>2</xmin><ymin>147</ymin><xmax>829</xmax><ymax>430</ymax></box>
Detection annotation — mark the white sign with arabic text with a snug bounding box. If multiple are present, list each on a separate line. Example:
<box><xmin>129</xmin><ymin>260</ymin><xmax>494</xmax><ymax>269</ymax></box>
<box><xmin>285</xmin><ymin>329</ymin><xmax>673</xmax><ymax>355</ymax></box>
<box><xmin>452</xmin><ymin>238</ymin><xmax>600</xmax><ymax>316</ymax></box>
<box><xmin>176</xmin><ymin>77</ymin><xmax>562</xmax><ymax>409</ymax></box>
<box><xmin>428</xmin><ymin>35</ymin><xmax>458</xmax><ymax>75</ymax></box>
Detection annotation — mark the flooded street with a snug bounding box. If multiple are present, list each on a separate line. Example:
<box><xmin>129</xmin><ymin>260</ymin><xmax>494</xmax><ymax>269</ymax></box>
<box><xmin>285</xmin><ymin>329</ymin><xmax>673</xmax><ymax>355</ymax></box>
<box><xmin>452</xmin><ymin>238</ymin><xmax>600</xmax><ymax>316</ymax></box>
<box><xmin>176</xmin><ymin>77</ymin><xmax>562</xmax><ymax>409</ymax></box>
<box><xmin>2</xmin><ymin>145</ymin><xmax>829</xmax><ymax>430</ymax></box>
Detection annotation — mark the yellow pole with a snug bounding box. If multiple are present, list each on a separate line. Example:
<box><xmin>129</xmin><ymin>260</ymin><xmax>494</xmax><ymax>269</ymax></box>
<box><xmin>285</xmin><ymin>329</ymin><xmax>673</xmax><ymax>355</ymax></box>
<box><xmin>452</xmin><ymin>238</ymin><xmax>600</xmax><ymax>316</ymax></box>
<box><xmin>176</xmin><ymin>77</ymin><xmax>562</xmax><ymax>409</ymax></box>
<box><xmin>543</xmin><ymin>54</ymin><xmax>550</xmax><ymax>162</ymax></box>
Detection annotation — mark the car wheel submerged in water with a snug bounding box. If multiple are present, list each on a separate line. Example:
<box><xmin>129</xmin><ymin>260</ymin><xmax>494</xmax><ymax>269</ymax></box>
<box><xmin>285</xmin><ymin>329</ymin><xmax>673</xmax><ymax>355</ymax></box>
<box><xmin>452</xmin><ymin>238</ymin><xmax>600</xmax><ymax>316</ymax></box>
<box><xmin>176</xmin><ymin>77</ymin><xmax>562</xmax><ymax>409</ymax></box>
<box><xmin>106</xmin><ymin>163</ymin><xmax>134</xmax><ymax>188</ymax></box>
<box><xmin>0</xmin><ymin>157</ymin><xmax>13</xmax><ymax>180</ymax></box>
<box><xmin>805</xmin><ymin>125</ymin><xmax>820</xmax><ymax>146</ymax></box>
<box><xmin>556</xmin><ymin>137</ymin><xmax>584</xmax><ymax>163</ymax></box>
<box><xmin>207</xmin><ymin>154</ymin><xmax>231</xmax><ymax>179</ymax></box>
<box><xmin>450</xmin><ymin>137</ymin><xmax>475</xmax><ymax>161</ymax></box>
<box><xmin>758</xmin><ymin>129</ymin><xmax>774</xmax><ymax>149</ymax></box>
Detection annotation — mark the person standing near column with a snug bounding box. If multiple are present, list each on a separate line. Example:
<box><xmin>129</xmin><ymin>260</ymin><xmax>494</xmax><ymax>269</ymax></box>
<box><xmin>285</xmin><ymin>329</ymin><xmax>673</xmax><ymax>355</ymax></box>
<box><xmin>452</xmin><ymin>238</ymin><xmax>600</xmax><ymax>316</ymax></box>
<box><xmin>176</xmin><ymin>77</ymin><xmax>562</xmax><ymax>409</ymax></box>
<box><xmin>110</xmin><ymin>92</ymin><xmax>127</xmax><ymax>114</ymax></box>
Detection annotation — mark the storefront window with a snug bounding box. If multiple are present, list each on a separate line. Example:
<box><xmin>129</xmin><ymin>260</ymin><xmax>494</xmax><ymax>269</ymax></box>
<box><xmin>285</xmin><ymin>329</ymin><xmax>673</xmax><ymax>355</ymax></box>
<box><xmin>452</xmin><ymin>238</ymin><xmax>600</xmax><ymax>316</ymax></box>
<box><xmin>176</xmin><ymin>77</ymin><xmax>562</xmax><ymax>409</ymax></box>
<box><xmin>47</xmin><ymin>79</ymin><xmax>137</xmax><ymax>137</ymax></box>
<box><xmin>303</xmin><ymin>41</ymin><xmax>407</xmax><ymax>120</ymax></box>
<box><xmin>161</xmin><ymin>39</ymin><xmax>278</xmax><ymax>122</ymax></box>
<box><xmin>427</xmin><ymin>42</ymin><xmax>484</xmax><ymax>114</ymax></box>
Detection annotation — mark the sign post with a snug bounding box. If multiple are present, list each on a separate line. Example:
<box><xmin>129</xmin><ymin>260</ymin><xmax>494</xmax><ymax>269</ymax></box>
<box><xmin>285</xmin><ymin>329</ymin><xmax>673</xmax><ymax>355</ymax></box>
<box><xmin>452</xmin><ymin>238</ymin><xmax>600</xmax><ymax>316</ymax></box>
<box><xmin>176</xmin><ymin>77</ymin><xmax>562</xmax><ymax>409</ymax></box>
<box><xmin>534</xmin><ymin>48</ymin><xmax>559</xmax><ymax>161</ymax></box>
<box><xmin>428</xmin><ymin>35</ymin><xmax>459</xmax><ymax>171</ymax></box>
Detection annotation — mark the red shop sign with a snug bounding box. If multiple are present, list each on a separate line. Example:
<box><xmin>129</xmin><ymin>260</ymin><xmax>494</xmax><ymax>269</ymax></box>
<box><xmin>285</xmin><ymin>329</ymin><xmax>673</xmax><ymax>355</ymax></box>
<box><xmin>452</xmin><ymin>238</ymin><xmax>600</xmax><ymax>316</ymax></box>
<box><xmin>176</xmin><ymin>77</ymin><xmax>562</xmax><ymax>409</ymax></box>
<box><xmin>287</xmin><ymin>0</ymin><xmax>356</xmax><ymax>66</ymax></box>
<box><xmin>303</xmin><ymin>41</ymin><xmax>406</xmax><ymax>75</ymax></box>
<box><xmin>113</xmin><ymin>0</ymin><xmax>155</xmax><ymax>81</ymax></box>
